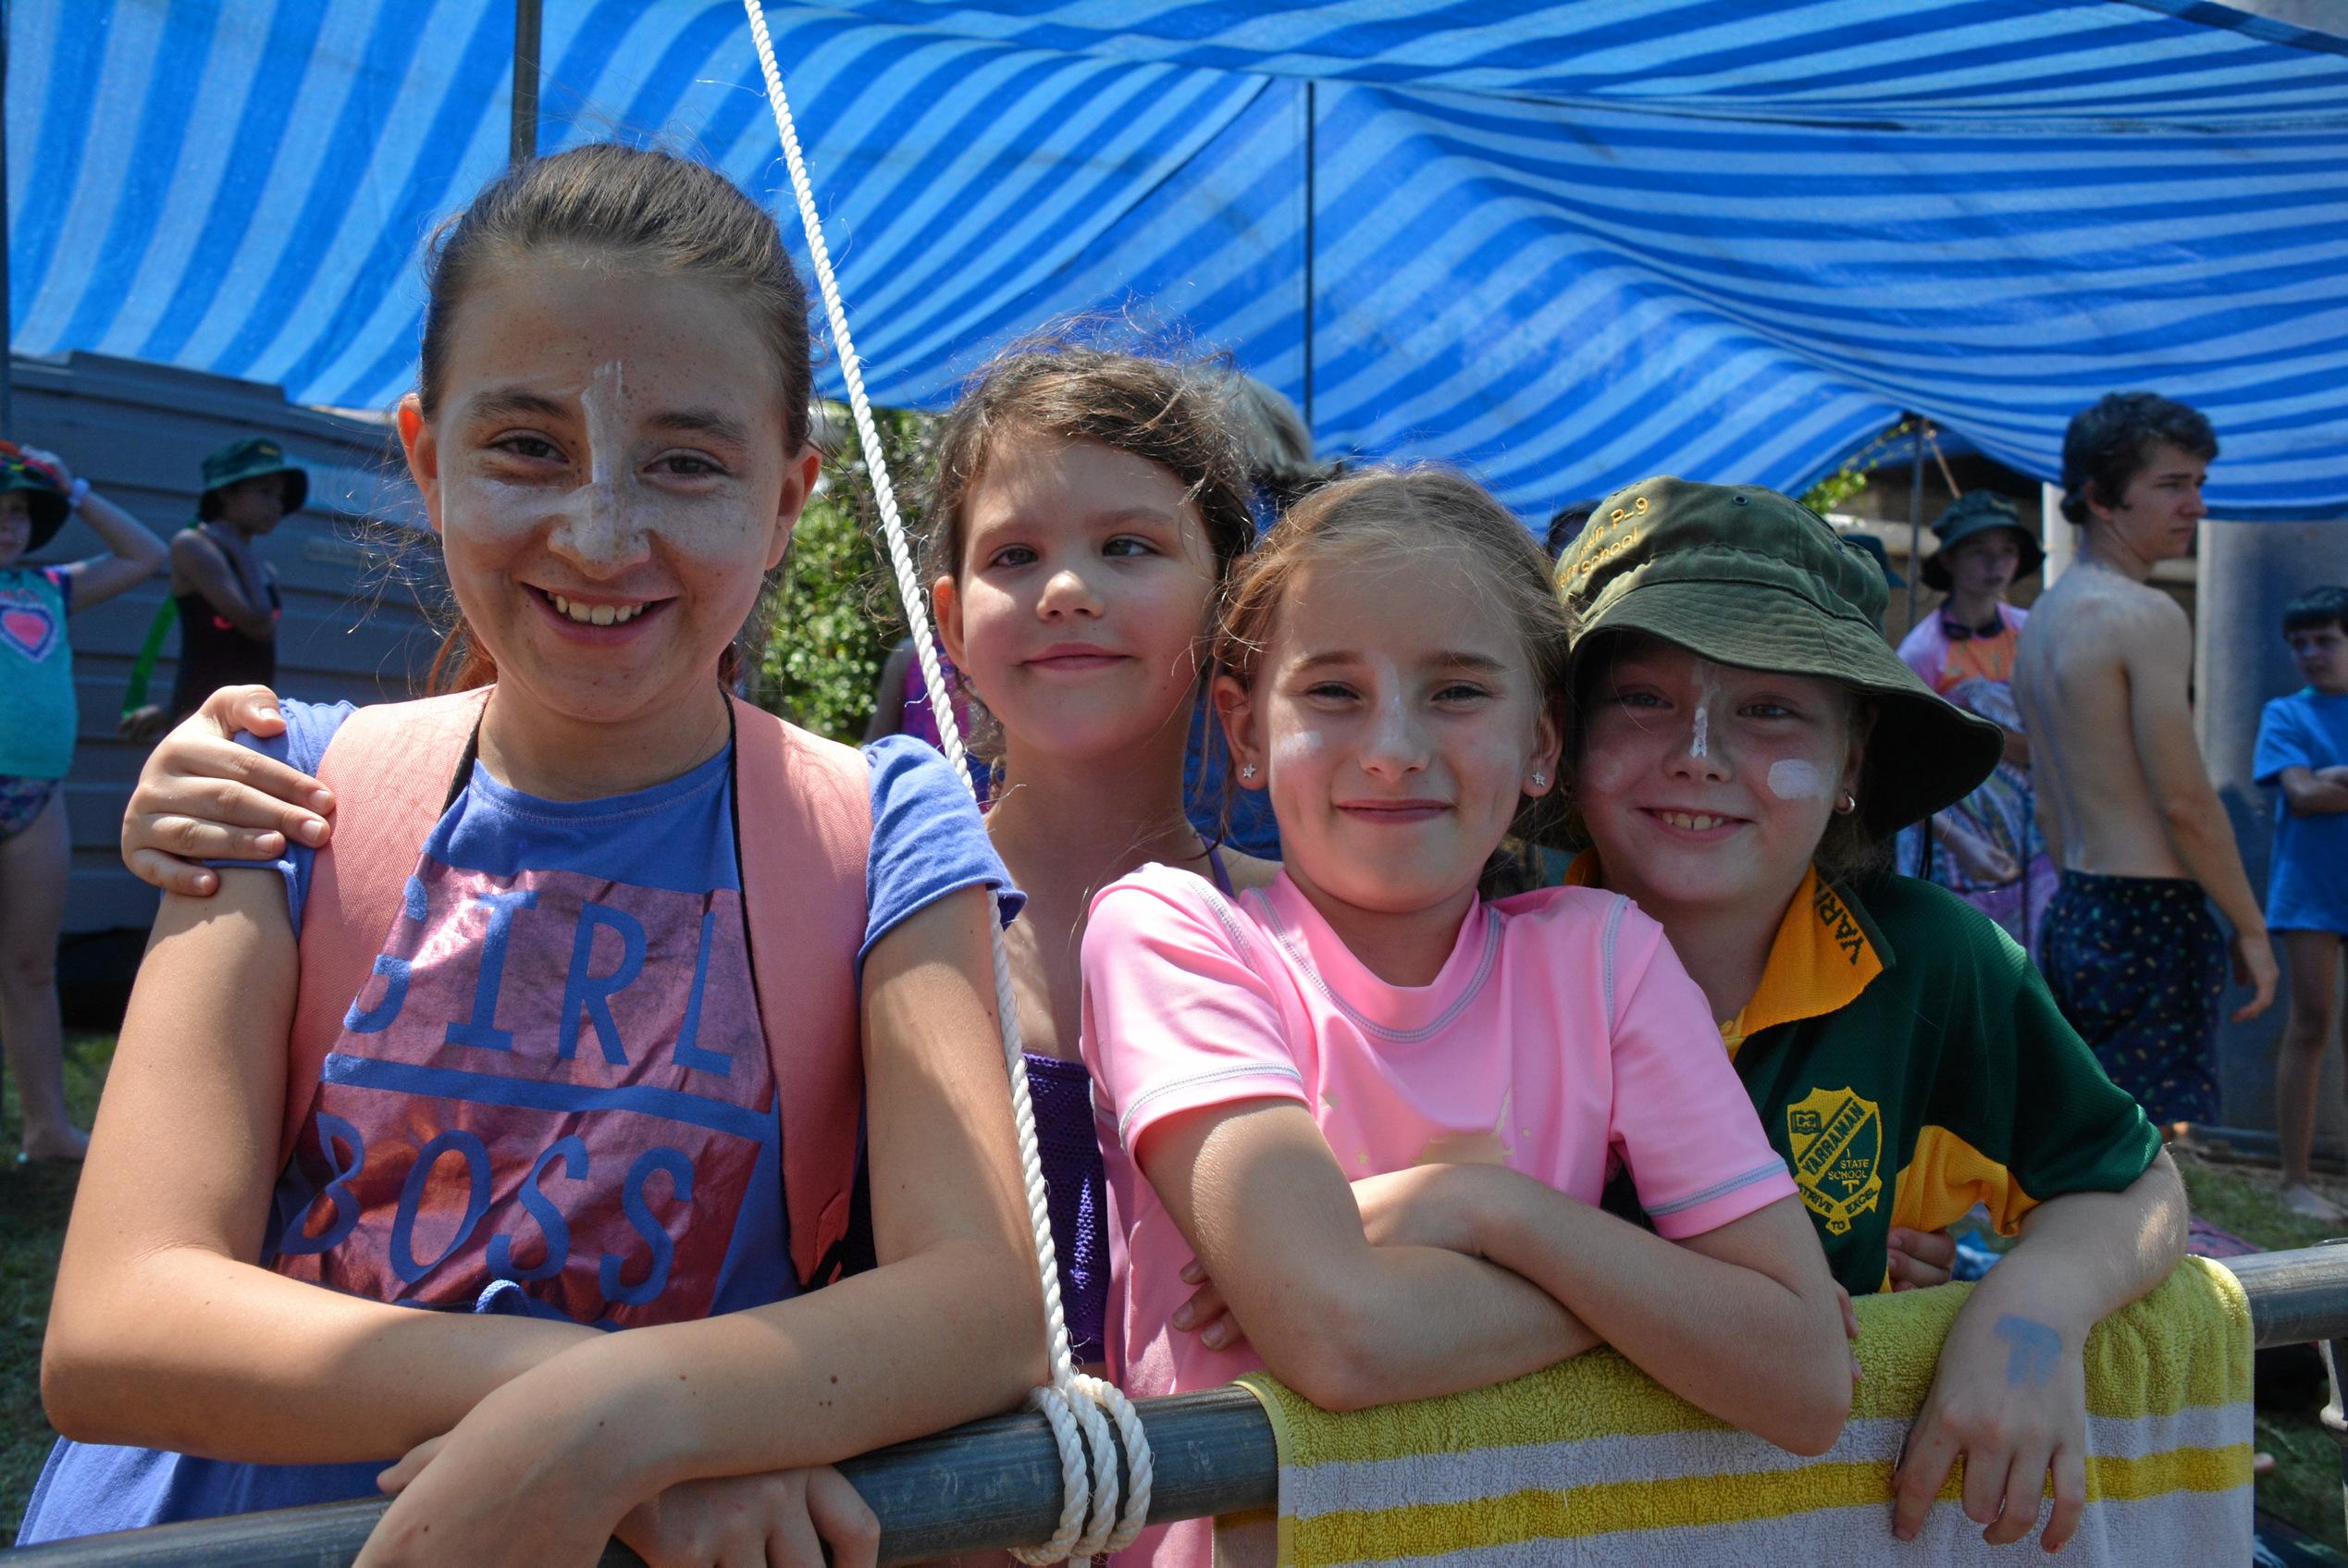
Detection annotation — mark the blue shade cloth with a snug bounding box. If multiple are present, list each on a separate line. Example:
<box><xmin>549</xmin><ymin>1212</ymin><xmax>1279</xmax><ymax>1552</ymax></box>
<box><xmin>2255</xmin><ymin>687</ymin><xmax>2348</xmax><ymax>934</ymax></box>
<box><xmin>8</xmin><ymin>1</ymin><xmax>2347</xmax><ymax>520</ymax></box>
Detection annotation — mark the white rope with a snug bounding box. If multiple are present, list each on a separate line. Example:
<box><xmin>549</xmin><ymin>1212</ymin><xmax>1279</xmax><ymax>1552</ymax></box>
<box><xmin>739</xmin><ymin>4</ymin><xmax>1153</xmax><ymax>1559</ymax></box>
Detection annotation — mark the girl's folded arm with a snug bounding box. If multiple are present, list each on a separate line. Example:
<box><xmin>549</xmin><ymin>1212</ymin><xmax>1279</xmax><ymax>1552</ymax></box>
<box><xmin>426</xmin><ymin>884</ymin><xmax>1044</xmax><ymax>1500</ymax></box>
<box><xmin>41</xmin><ymin>870</ymin><xmax>592</xmax><ymax>1462</ymax></box>
<box><xmin>1137</xmin><ymin>1098</ymin><xmax>1596</xmax><ymax>1414</ymax></box>
<box><xmin>1452</xmin><ymin>1173</ymin><xmax>1851</xmax><ymax>1455</ymax></box>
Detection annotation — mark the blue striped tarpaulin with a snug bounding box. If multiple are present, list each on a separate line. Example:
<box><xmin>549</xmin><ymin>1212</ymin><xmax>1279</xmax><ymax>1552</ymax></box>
<box><xmin>9</xmin><ymin>0</ymin><xmax>2345</xmax><ymax>518</ymax></box>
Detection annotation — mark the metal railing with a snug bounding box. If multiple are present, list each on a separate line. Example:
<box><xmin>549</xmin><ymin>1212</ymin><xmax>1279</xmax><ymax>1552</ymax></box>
<box><xmin>8</xmin><ymin>1245</ymin><xmax>2341</xmax><ymax>1566</ymax></box>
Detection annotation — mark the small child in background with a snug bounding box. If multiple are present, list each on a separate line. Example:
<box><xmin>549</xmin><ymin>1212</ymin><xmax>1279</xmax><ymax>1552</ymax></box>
<box><xmin>0</xmin><ymin>443</ymin><xmax>167</xmax><ymax>1161</ymax></box>
<box><xmin>117</xmin><ymin>438</ymin><xmax>303</xmax><ymax>740</ymax></box>
<box><xmin>2255</xmin><ymin>586</ymin><xmax>2348</xmax><ymax>1221</ymax></box>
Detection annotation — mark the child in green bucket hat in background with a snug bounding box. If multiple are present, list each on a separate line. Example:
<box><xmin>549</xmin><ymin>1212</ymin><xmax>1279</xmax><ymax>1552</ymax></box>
<box><xmin>118</xmin><ymin>436</ymin><xmax>306</xmax><ymax>741</ymax></box>
<box><xmin>0</xmin><ymin>441</ymin><xmax>168</xmax><ymax>1160</ymax></box>
<box><xmin>1897</xmin><ymin>491</ymin><xmax>2058</xmax><ymax>947</ymax></box>
<box><xmin>1551</xmin><ymin>477</ymin><xmax>2186</xmax><ymax>1552</ymax></box>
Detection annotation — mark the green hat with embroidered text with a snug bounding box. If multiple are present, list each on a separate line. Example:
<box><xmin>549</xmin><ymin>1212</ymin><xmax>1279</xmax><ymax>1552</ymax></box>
<box><xmin>1554</xmin><ymin>476</ymin><xmax>2002</xmax><ymax>839</ymax></box>
<box><xmin>199</xmin><ymin>436</ymin><xmax>308</xmax><ymax>520</ymax></box>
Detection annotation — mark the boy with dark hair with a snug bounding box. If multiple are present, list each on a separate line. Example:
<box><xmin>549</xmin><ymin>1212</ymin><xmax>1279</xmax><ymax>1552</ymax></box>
<box><xmin>2016</xmin><ymin>392</ymin><xmax>2276</xmax><ymax>1129</ymax></box>
<box><xmin>2256</xmin><ymin>585</ymin><xmax>2348</xmax><ymax>1218</ymax></box>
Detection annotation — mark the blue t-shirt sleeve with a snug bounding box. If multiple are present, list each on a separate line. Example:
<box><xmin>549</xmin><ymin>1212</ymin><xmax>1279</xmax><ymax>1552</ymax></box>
<box><xmin>2254</xmin><ymin>698</ymin><xmax>2312</xmax><ymax>787</ymax></box>
<box><xmin>41</xmin><ymin>565</ymin><xmax>71</xmax><ymax>611</ymax></box>
<box><xmin>859</xmin><ymin>735</ymin><xmax>1021</xmax><ymax>966</ymax></box>
<box><xmin>214</xmin><ymin>698</ymin><xmax>358</xmax><ymax>936</ymax></box>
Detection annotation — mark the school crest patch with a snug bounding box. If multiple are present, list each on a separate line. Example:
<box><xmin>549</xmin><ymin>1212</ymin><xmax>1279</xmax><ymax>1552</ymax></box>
<box><xmin>1786</xmin><ymin>1085</ymin><xmax>1883</xmax><ymax>1236</ymax></box>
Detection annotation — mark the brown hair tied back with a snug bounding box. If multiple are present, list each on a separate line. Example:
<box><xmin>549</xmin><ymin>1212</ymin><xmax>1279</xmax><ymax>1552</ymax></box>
<box><xmin>419</xmin><ymin>143</ymin><xmax>815</xmax><ymax>694</ymax></box>
<box><xmin>1213</xmin><ymin>465</ymin><xmax>1572</xmax><ymax>851</ymax></box>
<box><xmin>920</xmin><ymin>327</ymin><xmax>1257</xmax><ymax>759</ymax></box>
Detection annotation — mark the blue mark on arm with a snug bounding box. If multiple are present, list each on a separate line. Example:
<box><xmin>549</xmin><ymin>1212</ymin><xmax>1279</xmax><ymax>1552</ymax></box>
<box><xmin>1994</xmin><ymin>1314</ymin><xmax>2064</xmax><ymax>1389</ymax></box>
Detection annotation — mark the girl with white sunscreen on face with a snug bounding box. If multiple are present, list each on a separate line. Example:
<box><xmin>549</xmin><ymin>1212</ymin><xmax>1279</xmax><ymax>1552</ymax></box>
<box><xmin>1079</xmin><ymin>469</ymin><xmax>1852</xmax><ymax>1568</ymax></box>
<box><xmin>1553</xmin><ymin>477</ymin><xmax>2186</xmax><ymax>1555</ymax></box>
<box><xmin>26</xmin><ymin>145</ymin><xmax>1041</xmax><ymax>1568</ymax></box>
<box><xmin>122</xmin><ymin>334</ymin><xmax>1281</xmax><ymax>1386</ymax></box>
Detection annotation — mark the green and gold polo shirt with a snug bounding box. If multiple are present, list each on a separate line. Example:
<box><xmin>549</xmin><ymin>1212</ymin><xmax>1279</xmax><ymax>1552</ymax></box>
<box><xmin>1568</xmin><ymin>858</ymin><xmax>2159</xmax><ymax>1296</ymax></box>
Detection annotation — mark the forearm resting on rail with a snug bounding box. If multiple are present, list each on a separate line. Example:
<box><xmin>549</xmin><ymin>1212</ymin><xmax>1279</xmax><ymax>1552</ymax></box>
<box><xmin>1141</xmin><ymin>1102</ymin><xmax>1595</xmax><ymax>1414</ymax></box>
<box><xmin>1466</xmin><ymin>1173</ymin><xmax>1851</xmax><ymax>1455</ymax></box>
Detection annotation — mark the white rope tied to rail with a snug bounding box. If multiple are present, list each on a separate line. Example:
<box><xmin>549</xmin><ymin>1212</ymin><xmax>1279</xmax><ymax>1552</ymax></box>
<box><xmin>739</xmin><ymin>3</ymin><xmax>1153</xmax><ymax>1560</ymax></box>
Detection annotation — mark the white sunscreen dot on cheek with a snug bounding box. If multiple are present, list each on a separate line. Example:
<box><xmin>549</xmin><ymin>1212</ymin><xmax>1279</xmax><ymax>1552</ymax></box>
<box><xmin>1767</xmin><ymin>759</ymin><xmax>1828</xmax><ymax>800</ymax></box>
<box><xmin>1273</xmin><ymin>730</ymin><xmax>1325</xmax><ymax>768</ymax></box>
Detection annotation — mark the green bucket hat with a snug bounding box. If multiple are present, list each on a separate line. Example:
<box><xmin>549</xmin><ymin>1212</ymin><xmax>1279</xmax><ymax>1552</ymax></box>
<box><xmin>1554</xmin><ymin>476</ymin><xmax>2003</xmax><ymax>840</ymax></box>
<box><xmin>199</xmin><ymin>436</ymin><xmax>308</xmax><ymax>520</ymax></box>
<box><xmin>1920</xmin><ymin>490</ymin><xmax>2041</xmax><ymax>592</ymax></box>
<box><xmin>0</xmin><ymin>450</ymin><xmax>69</xmax><ymax>552</ymax></box>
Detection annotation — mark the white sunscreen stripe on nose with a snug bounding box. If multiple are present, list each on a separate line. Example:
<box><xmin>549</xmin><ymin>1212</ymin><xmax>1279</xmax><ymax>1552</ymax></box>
<box><xmin>1689</xmin><ymin>704</ymin><xmax>1710</xmax><ymax>759</ymax></box>
<box><xmin>583</xmin><ymin>361</ymin><xmax>624</xmax><ymax>490</ymax></box>
<box><xmin>1767</xmin><ymin>759</ymin><xmax>1828</xmax><ymax>800</ymax></box>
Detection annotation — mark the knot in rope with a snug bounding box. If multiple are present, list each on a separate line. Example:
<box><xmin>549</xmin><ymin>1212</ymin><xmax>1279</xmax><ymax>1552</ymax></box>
<box><xmin>740</xmin><ymin>5</ymin><xmax>1155</xmax><ymax>1560</ymax></box>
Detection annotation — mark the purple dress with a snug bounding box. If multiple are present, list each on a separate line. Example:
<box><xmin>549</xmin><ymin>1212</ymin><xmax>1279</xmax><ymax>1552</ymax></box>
<box><xmin>1025</xmin><ymin>847</ymin><xmax>1232</xmax><ymax>1363</ymax></box>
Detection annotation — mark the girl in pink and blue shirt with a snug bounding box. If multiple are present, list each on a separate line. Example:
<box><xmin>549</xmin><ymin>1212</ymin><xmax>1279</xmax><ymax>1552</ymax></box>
<box><xmin>1078</xmin><ymin>469</ymin><xmax>1852</xmax><ymax>1567</ymax></box>
<box><xmin>29</xmin><ymin>146</ymin><xmax>1038</xmax><ymax>1568</ymax></box>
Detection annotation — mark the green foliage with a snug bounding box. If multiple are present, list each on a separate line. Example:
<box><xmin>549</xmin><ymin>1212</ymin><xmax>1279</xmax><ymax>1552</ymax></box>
<box><xmin>1799</xmin><ymin>417</ymin><xmax>1919</xmax><ymax>516</ymax></box>
<box><xmin>751</xmin><ymin>406</ymin><xmax>933</xmax><ymax>744</ymax></box>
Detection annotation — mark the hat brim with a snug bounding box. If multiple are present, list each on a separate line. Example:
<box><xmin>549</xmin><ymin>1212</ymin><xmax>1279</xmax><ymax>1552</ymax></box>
<box><xmin>1920</xmin><ymin>522</ymin><xmax>2043</xmax><ymax>592</ymax></box>
<box><xmin>201</xmin><ymin>463</ymin><xmax>308</xmax><ymax>517</ymax></box>
<box><xmin>1575</xmin><ymin>578</ymin><xmax>2005</xmax><ymax>839</ymax></box>
<box><xmin>5</xmin><ymin>484</ymin><xmax>68</xmax><ymax>554</ymax></box>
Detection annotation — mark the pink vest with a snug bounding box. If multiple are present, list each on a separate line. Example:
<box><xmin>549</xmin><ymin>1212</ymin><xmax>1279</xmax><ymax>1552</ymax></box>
<box><xmin>283</xmin><ymin>688</ymin><xmax>872</xmax><ymax>1290</ymax></box>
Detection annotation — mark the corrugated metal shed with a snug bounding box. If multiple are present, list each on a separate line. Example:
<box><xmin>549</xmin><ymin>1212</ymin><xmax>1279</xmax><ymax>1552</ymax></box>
<box><xmin>10</xmin><ymin>352</ymin><xmax>438</xmax><ymax>944</ymax></box>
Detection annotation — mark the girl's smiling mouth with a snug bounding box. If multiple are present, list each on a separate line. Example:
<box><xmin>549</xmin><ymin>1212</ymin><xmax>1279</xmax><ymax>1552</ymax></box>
<box><xmin>1022</xmin><ymin>641</ymin><xmax>1130</xmax><ymax>672</ymax></box>
<box><xmin>527</xmin><ymin>584</ymin><xmax>670</xmax><ymax>636</ymax></box>
<box><xmin>1337</xmin><ymin>797</ymin><xmax>1451</xmax><ymax>823</ymax></box>
<box><xmin>1641</xmin><ymin>806</ymin><xmax>1749</xmax><ymax>837</ymax></box>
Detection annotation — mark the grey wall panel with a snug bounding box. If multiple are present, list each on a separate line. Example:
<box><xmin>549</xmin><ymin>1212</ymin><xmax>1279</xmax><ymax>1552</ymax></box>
<box><xmin>10</xmin><ymin>351</ymin><xmax>441</xmax><ymax>941</ymax></box>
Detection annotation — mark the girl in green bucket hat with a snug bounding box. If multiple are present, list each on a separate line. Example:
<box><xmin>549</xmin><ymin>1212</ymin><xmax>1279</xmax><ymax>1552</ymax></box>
<box><xmin>118</xmin><ymin>436</ymin><xmax>306</xmax><ymax>740</ymax></box>
<box><xmin>1553</xmin><ymin>476</ymin><xmax>2185</xmax><ymax>1553</ymax></box>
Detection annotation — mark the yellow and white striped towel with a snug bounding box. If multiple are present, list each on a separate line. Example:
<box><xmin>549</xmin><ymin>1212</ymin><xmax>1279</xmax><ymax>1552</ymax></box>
<box><xmin>1230</xmin><ymin>1256</ymin><xmax>2251</xmax><ymax>1566</ymax></box>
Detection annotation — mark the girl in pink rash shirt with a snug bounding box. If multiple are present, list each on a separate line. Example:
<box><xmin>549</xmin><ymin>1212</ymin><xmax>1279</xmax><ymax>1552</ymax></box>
<box><xmin>1078</xmin><ymin>468</ymin><xmax>1854</xmax><ymax>1567</ymax></box>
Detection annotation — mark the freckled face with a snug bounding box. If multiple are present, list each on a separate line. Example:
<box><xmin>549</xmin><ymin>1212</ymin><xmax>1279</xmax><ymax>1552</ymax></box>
<box><xmin>1575</xmin><ymin>633</ymin><xmax>1860</xmax><ymax>918</ymax></box>
<box><xmin>0</xmin><ymin>493</ymin><xmax>31</xmax><ymax>569</ymax></box>
<box><xmin>1218</xmin><ymin>550</ymin><xmax>1558</xmax><ymax>922</ymax></box>
<box><xmin>936</xmin><ymin>435</ymin><xmax>1219</xmax><ymax>760</ymax></box>
<box><xmin>401</xmin><ymin>253</ymin><xmax>816</xmax><ymax>730</ymax></box>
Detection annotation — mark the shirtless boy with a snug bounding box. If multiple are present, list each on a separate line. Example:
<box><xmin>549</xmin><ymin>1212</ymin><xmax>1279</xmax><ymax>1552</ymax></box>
<box><xmin>2015</xmin><ymin>392</ymin><xmax>2278</xmax><ymax>1128</ymax></box>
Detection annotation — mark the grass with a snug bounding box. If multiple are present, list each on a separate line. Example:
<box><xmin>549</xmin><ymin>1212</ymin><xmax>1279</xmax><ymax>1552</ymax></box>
<box><xmin>1</xmin><ymin>1043</ymin><xmax>2343</xmax><ymax>1552</ymax></box>
<box><xmin>0</xmin><ymin>1031</ymin><xmax>113</xmax><ymax>1542</ymax></box>
<box><xmin>2171</xmin><ymin>1146</ymin><xmax>2348</xmax><ymax>1555</ymax></box>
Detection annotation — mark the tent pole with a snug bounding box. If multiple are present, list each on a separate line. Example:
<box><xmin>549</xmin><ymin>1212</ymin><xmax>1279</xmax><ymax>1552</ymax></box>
<box><xmin>1</xmin><ymin>0</ymin><xmax>15</xmax><ymax>434</ymax></box>
<box><xmin>1905</xmin><ymin>415</ymin><xmax>1925</xmax><ymax>626</ymax></box>
<box><xmin>511</xmin><ymin>0</ymin><xmax>542</xmax><ymax>166</ymax></box>
<box><xmin>1302</xmin><ymin>79</ymin><xmax>1316</xmax><ymax>440</ymax></box>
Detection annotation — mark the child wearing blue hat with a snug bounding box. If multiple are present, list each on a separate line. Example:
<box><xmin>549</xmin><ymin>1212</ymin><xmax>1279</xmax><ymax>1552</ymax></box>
<box><xmin>0</xmin><ymin>442</ymin><xmax>167</xmax><ymax>1159</ymax></box>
